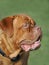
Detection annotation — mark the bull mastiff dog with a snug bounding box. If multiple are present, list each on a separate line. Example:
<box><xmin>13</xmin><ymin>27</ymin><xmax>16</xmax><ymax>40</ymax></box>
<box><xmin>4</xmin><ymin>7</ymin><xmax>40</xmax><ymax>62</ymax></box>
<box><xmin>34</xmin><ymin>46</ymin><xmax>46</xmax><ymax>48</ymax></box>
<box><xmin>0</xmin><ymin>14</ymin><xmax>42</xmax><ymax>65</ymax></box>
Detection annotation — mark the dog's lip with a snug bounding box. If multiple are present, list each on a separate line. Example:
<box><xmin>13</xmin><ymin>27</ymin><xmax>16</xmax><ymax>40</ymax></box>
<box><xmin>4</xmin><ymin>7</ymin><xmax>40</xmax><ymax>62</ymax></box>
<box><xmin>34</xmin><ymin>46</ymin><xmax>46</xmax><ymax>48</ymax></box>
<box><xmin>31</xmin><ymin>39</ymin><xmax>41</xmax><ymax>50</ymax></box>
<box><xmin>21</xmin><ymin>38</ymin><xmax>41</xmax><ymax>45</ymax></box>
<box><xmin>21</xmin><ymin>39</ymin><xmax>41</xmax><ymax>51</ymax></box>
<box><xmin>20</xmin><ymin>35</ymin><xmax>41</xmax><ymax>51</ymax></box>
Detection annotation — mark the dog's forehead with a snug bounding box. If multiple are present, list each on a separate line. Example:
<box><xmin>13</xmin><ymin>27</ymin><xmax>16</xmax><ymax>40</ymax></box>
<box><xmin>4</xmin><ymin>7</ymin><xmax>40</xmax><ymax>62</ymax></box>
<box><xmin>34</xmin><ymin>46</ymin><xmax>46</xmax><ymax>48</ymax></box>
<box><xmin>13</xmin><ymin>15</ymin><xmax>36</xmax><ymax>28</ymax></box>
<box><xmin>17</xmin><ymin>15</ymin><xmax>35</xmax><ymax>24</ymax></box>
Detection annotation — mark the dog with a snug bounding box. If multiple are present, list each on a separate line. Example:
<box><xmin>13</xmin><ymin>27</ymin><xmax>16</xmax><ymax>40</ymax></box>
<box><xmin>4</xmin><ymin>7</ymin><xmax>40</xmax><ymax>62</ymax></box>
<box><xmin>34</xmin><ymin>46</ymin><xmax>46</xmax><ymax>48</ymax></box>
<box><xmin>0</xmin><ymin>14</ymin><xmax>42</xmax><ymax>65</ymax></box>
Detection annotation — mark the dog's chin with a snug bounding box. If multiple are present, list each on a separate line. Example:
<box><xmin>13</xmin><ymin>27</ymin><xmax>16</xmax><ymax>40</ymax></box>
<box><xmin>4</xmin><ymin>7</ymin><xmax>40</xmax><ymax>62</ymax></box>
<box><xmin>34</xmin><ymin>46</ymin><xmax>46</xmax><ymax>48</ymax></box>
<box><xmin>21</xmin><ymin>36</ymin><xmax>41</xmax><ymax>52</ymax></box>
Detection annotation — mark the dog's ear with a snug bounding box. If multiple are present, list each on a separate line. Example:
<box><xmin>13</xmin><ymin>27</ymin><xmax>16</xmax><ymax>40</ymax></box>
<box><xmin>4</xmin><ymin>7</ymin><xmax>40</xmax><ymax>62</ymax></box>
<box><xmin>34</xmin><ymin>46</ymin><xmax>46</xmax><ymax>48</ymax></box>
<box><xmin>0</xmin><ymin>17</ymin><xmax>14</xmax><ymax>37</ymax></box>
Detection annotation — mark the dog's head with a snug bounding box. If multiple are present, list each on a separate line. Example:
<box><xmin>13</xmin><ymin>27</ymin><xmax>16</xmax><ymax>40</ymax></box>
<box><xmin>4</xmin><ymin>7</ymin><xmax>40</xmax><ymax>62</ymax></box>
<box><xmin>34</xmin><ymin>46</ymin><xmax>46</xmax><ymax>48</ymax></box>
<box><xmin>11</xmin><ymin>14</ymin><xmax>42</xmax><ymax>52</ymax></box>
<box><xmin>0</xmin><ymin>14</ymin><xmax>42</xmax><ymax>59</ymax></box>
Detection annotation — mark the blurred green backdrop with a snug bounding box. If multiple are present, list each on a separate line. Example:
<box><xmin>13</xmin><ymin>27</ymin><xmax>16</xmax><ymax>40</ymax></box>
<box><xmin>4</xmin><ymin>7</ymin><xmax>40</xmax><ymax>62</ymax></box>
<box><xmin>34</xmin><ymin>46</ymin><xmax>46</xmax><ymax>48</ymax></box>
<box><xmin>0</xmin><ymin>0</ymin><xmax>49</xmax><ymax>65</ymax></box>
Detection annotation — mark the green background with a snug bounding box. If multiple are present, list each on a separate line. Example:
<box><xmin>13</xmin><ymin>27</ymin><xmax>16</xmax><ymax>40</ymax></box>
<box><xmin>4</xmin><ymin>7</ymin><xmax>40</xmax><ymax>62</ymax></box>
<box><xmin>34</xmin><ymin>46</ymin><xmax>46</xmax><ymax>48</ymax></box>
<box><xmin>0</xmin><ymin>0</ymin><xmax>49</xmax><ymax>65</ymax></box>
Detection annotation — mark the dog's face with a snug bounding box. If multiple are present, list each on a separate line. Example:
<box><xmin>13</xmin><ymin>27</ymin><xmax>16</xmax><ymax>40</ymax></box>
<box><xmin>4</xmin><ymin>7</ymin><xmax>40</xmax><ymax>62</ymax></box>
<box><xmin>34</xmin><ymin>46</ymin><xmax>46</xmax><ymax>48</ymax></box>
<box><xmin>0</xmin><ymin>14</ymin><xmax>42</xmax><ymax>58</ymax></box>
<box><xmin>12</xmin><ymin>15</ymin><xmax>42</xmax><ymax>51</ymax></box>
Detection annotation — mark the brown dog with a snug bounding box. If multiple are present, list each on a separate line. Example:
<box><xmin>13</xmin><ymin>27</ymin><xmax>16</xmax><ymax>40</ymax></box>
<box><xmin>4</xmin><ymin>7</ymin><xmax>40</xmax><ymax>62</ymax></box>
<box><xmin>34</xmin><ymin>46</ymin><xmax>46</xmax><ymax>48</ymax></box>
<box><xmin>0</xmin><ymin>14</ymin><xmax>42</xmax><ymax>65</ymax></box>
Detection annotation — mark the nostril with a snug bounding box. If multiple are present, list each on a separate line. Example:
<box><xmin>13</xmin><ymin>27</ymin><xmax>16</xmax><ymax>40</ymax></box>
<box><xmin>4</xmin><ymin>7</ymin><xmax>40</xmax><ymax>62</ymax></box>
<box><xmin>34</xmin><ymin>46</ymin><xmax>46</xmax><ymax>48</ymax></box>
<box><xmin>37</xmin><ymin>27</ymin><xmax>41</xmax><ymax>31</ymax></box>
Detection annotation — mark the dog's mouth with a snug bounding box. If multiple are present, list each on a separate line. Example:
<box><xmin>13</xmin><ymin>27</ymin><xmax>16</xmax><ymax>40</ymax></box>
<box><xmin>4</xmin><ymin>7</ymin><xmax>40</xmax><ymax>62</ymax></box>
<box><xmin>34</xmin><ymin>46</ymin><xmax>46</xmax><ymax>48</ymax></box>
<box><xmin>21</xmin><ymin>35</ymin><xmax>41</xmax><ymax>52</ymax></box>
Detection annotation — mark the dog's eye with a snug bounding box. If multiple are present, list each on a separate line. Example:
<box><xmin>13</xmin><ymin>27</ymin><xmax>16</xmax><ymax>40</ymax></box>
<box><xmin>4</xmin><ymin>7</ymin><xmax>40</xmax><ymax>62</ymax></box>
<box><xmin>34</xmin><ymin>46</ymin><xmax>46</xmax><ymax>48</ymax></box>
<box><xmin>23</xmin><ymin>22</ymin><xmax>29</xmax><ymax>28</ymax></box>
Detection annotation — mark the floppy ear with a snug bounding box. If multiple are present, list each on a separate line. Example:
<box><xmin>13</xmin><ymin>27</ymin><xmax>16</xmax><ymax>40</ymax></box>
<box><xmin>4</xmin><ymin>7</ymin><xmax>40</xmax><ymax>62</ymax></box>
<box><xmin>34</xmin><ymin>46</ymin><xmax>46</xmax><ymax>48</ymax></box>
<box><xmin>0</xmin><ymin>17</ymin><xmax>14</xmax><ymax>37</ymax></box>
